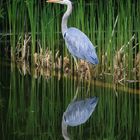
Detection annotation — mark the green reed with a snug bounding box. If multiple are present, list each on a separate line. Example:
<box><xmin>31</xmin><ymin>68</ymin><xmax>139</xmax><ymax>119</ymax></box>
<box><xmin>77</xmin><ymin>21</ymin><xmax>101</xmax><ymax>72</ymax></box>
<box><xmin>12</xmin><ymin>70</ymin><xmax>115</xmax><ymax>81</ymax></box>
<box><xmin>7</xmin><ymin>0</ymin><xmax>18</xmax><ymax>60</ymax></box>
<box><xmin>0</xmin><ymin>58</ymin><xmax>139</xmax><ymax>140</ymax></box>
<box><xmin>0</xmin><ymin>6</ymin><xmax>4</xmax><ymax>19</ymax></box>
<box><xmin>26</xmin><ymin>0</ymin><xmax>38</xmax><ymax>58</ymax></box>
<box><xmin>0</xmin><ymin>0</ymin><xmax>139</xmax><ymax>73</ymax></box>
<box><xmin>6</xmin><ymin>0</ymin><xmax>25</xmax><ymax>60</ymax></box>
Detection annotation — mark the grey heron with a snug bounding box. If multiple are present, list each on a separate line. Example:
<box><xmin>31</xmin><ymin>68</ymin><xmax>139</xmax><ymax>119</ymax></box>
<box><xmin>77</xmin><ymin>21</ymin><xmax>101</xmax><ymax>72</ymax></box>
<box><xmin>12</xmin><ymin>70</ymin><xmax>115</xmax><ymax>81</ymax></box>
<box><xmin>61</xmin><ymin>86</ymin><xmax>98</xmax><ymax>139</ymax></box>
<box><xmin>63</xmin><ymin>96</ymin><xmax>98</xmax><ymax>126</ymax></box>
<box><xmin>47</xmin><ymin>0</ymin><xmax>99</xmax><ymax>69</ymax></box>
<box><xmin>62</xmin><ymin>96</ymin><xmax>98</xmax><ymax>139</ymax></box>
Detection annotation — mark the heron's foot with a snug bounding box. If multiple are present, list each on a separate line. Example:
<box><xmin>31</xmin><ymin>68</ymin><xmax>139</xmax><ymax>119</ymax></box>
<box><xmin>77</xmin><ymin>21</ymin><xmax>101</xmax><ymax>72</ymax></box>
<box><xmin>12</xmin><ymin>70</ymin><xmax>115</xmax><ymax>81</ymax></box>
<box><xmin>73</xmin><ymin>57</ymin><xmax>79</xmax><ymax>72</ymax></box>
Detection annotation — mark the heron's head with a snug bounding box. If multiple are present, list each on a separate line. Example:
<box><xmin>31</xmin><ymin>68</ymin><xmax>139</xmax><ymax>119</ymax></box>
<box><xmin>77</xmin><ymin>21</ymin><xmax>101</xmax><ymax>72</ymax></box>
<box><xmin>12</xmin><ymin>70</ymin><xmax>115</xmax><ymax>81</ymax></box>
<box><xmin>47</xmin><ymin>0</ymin><xmax>71</xmax><ymax>5</ymax></box>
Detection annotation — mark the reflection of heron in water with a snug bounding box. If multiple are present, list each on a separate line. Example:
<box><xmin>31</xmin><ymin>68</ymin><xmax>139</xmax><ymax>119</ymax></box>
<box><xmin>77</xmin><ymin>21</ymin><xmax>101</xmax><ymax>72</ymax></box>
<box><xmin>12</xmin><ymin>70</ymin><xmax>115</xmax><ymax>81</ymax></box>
<box><xmin>62</xmin><ymin>88</ymin><xmax>99</xmax><ymax>140</ymax></box>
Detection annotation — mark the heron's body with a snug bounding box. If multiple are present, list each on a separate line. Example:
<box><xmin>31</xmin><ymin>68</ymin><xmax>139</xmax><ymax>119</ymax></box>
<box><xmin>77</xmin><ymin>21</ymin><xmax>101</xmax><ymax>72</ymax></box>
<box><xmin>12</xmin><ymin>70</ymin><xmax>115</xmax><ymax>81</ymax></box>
<box><xmin>63</xmin><ymin>97</ymin><xmax>98</xmax><ymax>126</ymax></box>
<box><xmin>47</xmin><ymin>0</ymin><xmax>99</xmax><ymax>65</ymax></box>
<box><xmin>64</xmin><ymin>27</ymin><xmax>99</xmax><ymax>64</ymax></box>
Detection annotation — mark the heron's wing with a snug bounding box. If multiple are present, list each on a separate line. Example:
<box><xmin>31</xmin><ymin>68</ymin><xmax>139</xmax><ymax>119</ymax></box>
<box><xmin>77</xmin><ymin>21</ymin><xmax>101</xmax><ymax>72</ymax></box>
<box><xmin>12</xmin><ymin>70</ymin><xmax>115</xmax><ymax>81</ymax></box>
<box><xmin>63</xmin><ymin>97</ymin><xmax>99</xmax><ymax>126</ymax></box>
<box><xmin>64</xmin><ymin>100</ymin><xmax>90</xmax><ymax>126</ymax></box>
<box><xmin>64</xmin><ymin>27</ymin><xmax>99</xmax><ymax>64</ymax></box>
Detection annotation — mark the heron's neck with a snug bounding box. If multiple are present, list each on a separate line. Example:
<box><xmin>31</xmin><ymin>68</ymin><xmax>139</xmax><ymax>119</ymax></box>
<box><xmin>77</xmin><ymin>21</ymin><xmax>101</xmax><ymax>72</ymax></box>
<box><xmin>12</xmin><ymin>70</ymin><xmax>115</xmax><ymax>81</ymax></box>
<box><xmin>62</xmin><ymin>118</ymin><xmax>70</xmax><ymax>140</ymax></box>
<box><xmin>62</xmin><ymin>1</ymin><xmax>72</xmax><ymax>37</ymax></box>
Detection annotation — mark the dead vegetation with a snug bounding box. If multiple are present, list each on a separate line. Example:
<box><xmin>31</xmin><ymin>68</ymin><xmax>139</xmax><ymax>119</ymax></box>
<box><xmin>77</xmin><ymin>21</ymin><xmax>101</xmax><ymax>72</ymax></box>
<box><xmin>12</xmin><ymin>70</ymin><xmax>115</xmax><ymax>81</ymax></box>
<box><xmin>113</xmin><ymin>35</ymin><xmax>138</xmax><ymax>84</ymax></box>
<box><xmin>16</xmin><ymin>34</ymin><xmax>31</xmax><ymax>62</ymax></box>
<box><xmin>33</xmin><ymin>48</ymin><xmax>52</xmax><ymax>69</ymax></box>
<box><xmin>113</xmin><ymin>46</ymin><xmax>127</xmax><ymax>84</ymax></box>
<box><xmin>15</xmin><ymin>34</ymin><xmax>140</xmax><ymax>83</ymax></box>
<box><xmin>133</xmin><ymin>52</ymin><xmax>140</xmax><ymax>79</ymax></box>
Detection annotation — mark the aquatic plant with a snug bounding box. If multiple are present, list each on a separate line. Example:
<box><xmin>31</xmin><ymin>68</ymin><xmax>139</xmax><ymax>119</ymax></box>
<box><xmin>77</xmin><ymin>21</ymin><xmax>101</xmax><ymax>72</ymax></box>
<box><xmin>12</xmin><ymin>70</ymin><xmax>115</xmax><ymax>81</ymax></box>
<box><xmin>2</xmin><ymin>61</ymin><xmax>139</xmax><ymax>140</ymax></box>
<box><xmin>25</xmin><ymin>0</ymin><xmax>38</xmax><ymax>58</ymax></box>
<box><xmin>0</xmin><ymin>0</ymin><xmax>138</xmax><ymax>81</ymax></box>
<box><xmin>0</xmin><ymin>7</ymin><xmax>4</xmax><ymax>19</ymax></box>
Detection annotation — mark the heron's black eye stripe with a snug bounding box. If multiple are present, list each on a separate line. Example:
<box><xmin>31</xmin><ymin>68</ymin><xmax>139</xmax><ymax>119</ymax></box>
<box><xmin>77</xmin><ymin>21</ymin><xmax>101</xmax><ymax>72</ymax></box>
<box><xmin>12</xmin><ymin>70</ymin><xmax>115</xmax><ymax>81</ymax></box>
<box><xmin>64</xmin><ymin>32</ymin><xmax>66</xmax><ymax>38</ymax></box>
<box><xmin>64</xmin><ymin>115</ymin><xmax>66</xmax><ymax>121</ymax></box>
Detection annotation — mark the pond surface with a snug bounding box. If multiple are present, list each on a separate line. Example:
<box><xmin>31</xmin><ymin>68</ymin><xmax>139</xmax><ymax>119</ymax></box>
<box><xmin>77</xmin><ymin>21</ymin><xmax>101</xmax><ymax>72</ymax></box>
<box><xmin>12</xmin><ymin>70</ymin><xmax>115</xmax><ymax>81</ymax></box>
<box><xmin>0</xmin><ymin>58</ymin><xmax>140</xmax><ymax>140</ymax></box>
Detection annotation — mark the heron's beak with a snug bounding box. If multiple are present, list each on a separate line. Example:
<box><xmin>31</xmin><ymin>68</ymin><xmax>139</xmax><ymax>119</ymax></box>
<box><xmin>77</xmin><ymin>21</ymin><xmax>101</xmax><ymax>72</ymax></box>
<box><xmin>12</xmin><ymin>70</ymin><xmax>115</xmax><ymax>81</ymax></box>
<box><xmin>46</xmin><ymin>0</ymin><xmax>60</xmax><ymax>3</ymax></box>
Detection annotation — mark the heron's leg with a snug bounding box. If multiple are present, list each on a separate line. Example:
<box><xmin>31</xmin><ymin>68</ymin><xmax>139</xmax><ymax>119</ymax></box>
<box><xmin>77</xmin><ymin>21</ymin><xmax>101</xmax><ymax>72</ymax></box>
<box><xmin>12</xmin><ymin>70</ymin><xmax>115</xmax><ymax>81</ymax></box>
<box><xmin>87</xmin><ymin>63</ymin><xmax>91</xmax><ymax>80</ymax></box>
<box><xmin>72</xmin><ymin>86</ymin><xmax>79</xmax><ymax>101</ymax></box>
<box><xmin>73</xmin><ymin>56</ymin><xmax>79</xmax><ymax>70</ymax></box>
<box><xmin>84</xmin><ymin>62</ymin><xmax>91</xmax><ymax>80</ymax></box>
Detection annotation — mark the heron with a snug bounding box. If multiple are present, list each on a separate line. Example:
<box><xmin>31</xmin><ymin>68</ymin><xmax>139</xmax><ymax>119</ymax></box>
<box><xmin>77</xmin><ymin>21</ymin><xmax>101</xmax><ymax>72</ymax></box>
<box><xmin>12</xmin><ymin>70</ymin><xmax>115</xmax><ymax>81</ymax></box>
<box><xmin>61</xmin><ymin>87</ymin><xmax>99</xmax><ymax>139</ymax></box>
<box><xmin>47</xmin><ymin>0</ymin><xmax>99</xmax><ymax>71</ymax></box>
<box><xmin>63</xmin><ymin>96</ymin><xmax>99</xmax><ymax>126</ymax></box>
<box><xmin>62</xmin><ymin>97</ymin><xmax>99</xmax><ymax>139</ymax></box>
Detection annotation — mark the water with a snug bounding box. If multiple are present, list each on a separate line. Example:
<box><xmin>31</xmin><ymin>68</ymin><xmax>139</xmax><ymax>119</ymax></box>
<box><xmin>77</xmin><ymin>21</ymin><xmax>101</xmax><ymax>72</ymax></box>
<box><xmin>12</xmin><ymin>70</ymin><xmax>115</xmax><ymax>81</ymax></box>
<box><xmin>0</xmin><ymin>58</ymin><xmax>140</xmax><ymax>140</ymax></box>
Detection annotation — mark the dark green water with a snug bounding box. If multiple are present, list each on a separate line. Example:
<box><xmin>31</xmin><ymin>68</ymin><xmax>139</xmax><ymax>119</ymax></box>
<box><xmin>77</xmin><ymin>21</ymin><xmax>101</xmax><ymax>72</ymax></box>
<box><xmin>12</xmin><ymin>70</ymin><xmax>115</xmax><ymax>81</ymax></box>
<box><xmin>0</xmin><ymin>58</ymin><xmax>140</xmax><ymax>140</ymax></box>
